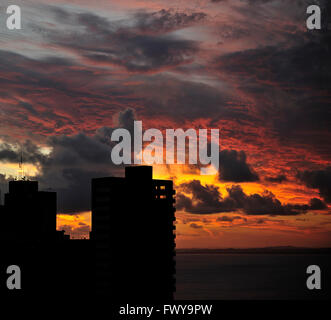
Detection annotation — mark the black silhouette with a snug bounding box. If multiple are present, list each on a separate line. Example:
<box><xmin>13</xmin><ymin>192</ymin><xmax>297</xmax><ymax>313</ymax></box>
<box><xmin>0</xmin><ymin>166</ymin><xmax>176</xmax><ymax>300</ymax></box>
<box><xmin>3</xmin><ymin>180</ymin><xmax>56</xmax><ymax>241</ymax></box>
<box><xmin>92</xmin><ymin>165</ymin><xmax>176</xmax><ymax>300</ymax></box>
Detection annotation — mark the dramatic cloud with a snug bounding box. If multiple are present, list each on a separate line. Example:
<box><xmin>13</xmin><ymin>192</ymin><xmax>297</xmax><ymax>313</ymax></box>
<box><xmin>177</xmin><ymin>180</ymin><xmax>325</xmax><ymax>215</ymax></box>
<box><xmin>0</xmin><ymin>49</ymin><xmax>132</xmax><ymax>138</ymax></box>
<box><xmin>215</xmin><ymin>30</ymin><xmax>331</xmax><ymax>157</ymax></box>
<box><xmin>219</xmin><ymin>150</ymin><xmax>259</xmax><ymax>182</ymax></box>
<box><xmin>132</xmin><ymin>76</ymin><xmax>238</xmax><ymax>122</ymax></box>
<box><xmin>177</xmin><ymin>180</ymin><xmax>225</xmax><ymax>214</ymax></box>
<box><xmin>0</xmin><ymin>140</ymin><xmax>46</xmax><ymax>164</ymax></box>
<box><xmin>39</xmin><ymin>7</ymin><xmax>200</xmax><ymax>73</ymax></box>
<box><xmin>297</xmin><ymin>167</ymin><xmax>331</xmax><ymax>203</ymax></box>
<box><xmin>309</xmin><ymin>198</ymin><xmax>327</xmax><ymax>210</ymax></box>
<box><xmin>36</xmin><ymin>109</ymin><xmax>136</xmax><ymax>213</ymax></box>
<box><xmin>0</xmin><ymin>0</ymin><xmax>330</xmax><ymax>245</ymax></box>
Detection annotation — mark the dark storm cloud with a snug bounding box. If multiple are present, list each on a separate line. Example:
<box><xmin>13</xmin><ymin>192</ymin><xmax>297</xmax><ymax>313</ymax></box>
<box><xmin>0</xmin><ymin>6</ymin><xmax>248</xmax><ymax>138</ymax></box>
<box><xmin>35</xmin><ymin>109</ymin><xmax>136</xmax><ymax>213</ymax></box>
<box><xmin>0</xmin><ymin>6</ymin><xmax>211</xmax><ymax>138</ymax></box>
<box><xmin>112</xmin><ymin>108</ymin><xmax>136</xmax><ymax>135</ymax></box>
<box><xmin>132</xmin><ymin>76</ymin><xmax>247</xmax><ymax>122</ymax></box>
<box><xmin>52</xmin><ymin>168</ymin><xmax>109</xmax><ymax>214</ymax></box>
<box><xmin>46</xmin><ymin>133</ymin><xmax>112</xmax><ymax>166</ymax></box>
<box><xmin>0</xmin><ymin>146</ymin><xmax>16</xmax><ymax>162</ymax></box>
<box><xmin>219</xmin><ymin>36</ymin><xmax>331</xmax><ymax>91</ymax></box>
<box><xmin>0</xmin><ymin>140</ymin><xmax>46</xmax><ymax>164</ymax></box>
<box><xmin>82</xmin><ymin>35</ymin><xmax>197</xmax><ymax>73</ymax></box>
<box><xmin>219</xmin><ymin>150</ymin><xmax>259</xmax><ymax>182</ymax></box>
<box><xmin>1</xmin><ymin>44</ymin><xmax>243</xmax><ymax>165</ymax></box>
<box><xmin>215</xmin><ymin>30</ymin><xmax>331</xmax><ymax>156</ymax></box>
<box><xmin>0</xmin><ymin>49</ymin><xmax>122</xmax><ymax>102</ymax></box>
<box><xmin>38</xmin><ymin>6</ymin><xmax>199</xmax><ymax>73</ymax></box>
<box><xmin>0</xmin><ymin>50</ymin><xmax>75</xmax><ymax>91</ymax></box>
<box><xmin>177</xmin><ymin>180</ymin><xmax>225</xmax><ymax>214</ymax></box>
<box><xmin>32</xmin><ymin>134</ymin><xmax>115</xmax><ymax>213</ymax></box>
<box><xmin>297</xmin><ymin>167</ymin><xmax>331</xmax><ymax>203</ymax></box>
<box><xmin>309</xmin><ymin>198</ymin><xmax>327</xmax><ymax>210</ymax></box>
<box><xmin>177</xmin><ymin>180</ymin><xmax>325</xmax><ymax>215</ymax></box>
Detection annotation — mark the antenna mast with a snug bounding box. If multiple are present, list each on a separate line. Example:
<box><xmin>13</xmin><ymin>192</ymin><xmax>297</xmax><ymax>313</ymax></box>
<box><xmin>18</xmin><ymin>144</ymin><xmax>25</xmax><ymax>180</ymax></box>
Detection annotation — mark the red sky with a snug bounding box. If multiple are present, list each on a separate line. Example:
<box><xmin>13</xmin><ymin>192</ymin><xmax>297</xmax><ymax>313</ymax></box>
<box><xmin>0</xmin><ymin>0</ymin><xmax>330</xmax><ymax>247</ymax></box>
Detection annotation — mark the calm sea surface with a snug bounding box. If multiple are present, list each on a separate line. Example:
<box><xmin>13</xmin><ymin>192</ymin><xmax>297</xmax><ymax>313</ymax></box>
<box><xmin>175</xmin><ymin>254</ymin><xmax>331</xmax><ymax>300</ymax></box>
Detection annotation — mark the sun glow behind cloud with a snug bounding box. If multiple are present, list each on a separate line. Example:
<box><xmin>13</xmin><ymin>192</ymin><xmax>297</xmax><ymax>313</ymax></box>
<box><xmin>0</xmin><ymin>162</ymin><xmax>40</xmax><ymax>178</ymax></box>
<box><xmin>0</xmin><ymin>0</ymin><xmax>330</xmax><ymax>247</ymax></box>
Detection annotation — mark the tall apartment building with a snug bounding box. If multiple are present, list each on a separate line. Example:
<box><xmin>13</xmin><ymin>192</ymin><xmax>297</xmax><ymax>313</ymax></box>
<box><xmin>91</xmin><ymin>166</ymin><xmax>176</xmax><ymax>300</ymax></box>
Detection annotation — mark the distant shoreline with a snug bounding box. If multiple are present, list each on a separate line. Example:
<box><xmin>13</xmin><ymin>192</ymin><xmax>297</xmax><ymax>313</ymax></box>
<box><xmin>176</xmin><ymin>247</ymin><xmax>331</xmax><ymax>254</ymax></box>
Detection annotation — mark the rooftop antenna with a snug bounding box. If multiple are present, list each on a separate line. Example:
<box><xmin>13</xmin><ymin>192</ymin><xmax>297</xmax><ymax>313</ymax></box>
<box><xmin>18</xmin><ymin>144</ymin><xmax>25</xmax><ymax>181</ymax></box>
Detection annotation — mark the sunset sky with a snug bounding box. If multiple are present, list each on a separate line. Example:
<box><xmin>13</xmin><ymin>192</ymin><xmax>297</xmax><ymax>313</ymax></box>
<box><xmin>0</xmin><ymin>0</ymin><xmax>330</xmax><ymax>248</ymax></box>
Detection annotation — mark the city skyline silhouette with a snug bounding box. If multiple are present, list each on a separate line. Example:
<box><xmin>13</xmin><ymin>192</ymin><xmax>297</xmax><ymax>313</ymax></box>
<box><xmin>0</xmin><ymin>165</ymin><xmax>176</xmax><ymax>299</ymax></box>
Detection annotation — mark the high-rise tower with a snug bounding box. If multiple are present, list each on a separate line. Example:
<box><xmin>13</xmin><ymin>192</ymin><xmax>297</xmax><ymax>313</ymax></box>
<box><xmin>91</xmin><ymin>166</ymin><xmax>176</xmax><ymax>300</ymax></box>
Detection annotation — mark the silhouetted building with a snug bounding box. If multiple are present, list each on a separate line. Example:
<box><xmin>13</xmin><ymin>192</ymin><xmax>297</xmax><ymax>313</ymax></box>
<box><xmin>91</xmin><ymin>166</ymin><xmax>176</xmax><ymax>300</ymax></box>
<box><xmin>1</xmin><ymin>167</ymin><xmax>176</xmax><ymax>298</ymax></box>
<box><xmin>0</xmin><ymin>179</ymin><xmax>94</xmax><ymax>297</ymax></box>
<box><xmin>3</xmin><ymin>180</ymin><xmax>56</xmax><ymax>241</ymax></box>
